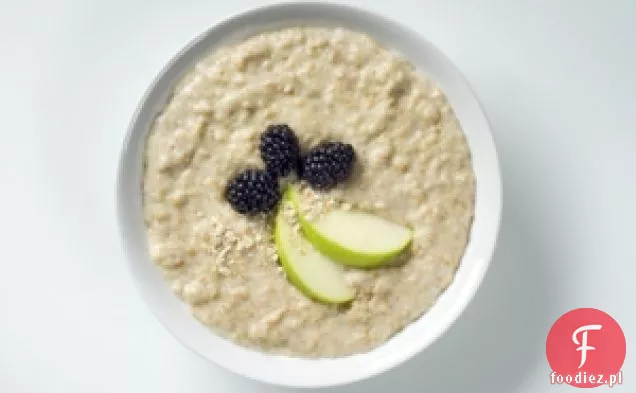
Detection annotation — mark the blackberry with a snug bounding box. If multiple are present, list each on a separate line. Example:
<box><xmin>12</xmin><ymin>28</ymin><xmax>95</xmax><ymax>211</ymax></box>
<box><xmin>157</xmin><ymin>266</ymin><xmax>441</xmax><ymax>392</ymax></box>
<box><xmin>259</xmin><ymin>124</ymin><xmax>301</xmax><ymax>177</ymax></box>
<box><xmin>300</xmin><ymin>142</ymin><xmax>356</xmax><ymax>190</ymax></box>
<box><xmin>225</xmin><ymin>169</ymin><xmax>281</xmax><ymax>215</ymax></box>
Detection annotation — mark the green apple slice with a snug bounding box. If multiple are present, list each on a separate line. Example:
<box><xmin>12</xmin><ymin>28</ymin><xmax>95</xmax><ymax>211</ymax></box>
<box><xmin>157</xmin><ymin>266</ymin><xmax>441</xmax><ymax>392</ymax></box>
<box><xmin>287</xmin><ymin>187</ymin><xmax>412</xmax><ymax>268</ymax></box>
<box><xmin>274</xmin><ymin>201</ymin><xmax>355</xmax><ymax>304</ymax></box>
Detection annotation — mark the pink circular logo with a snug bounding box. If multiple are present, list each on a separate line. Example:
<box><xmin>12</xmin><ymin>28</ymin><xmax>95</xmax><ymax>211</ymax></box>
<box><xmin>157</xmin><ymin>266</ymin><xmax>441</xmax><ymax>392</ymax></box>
<box><xmin>546</xmin><ymin>308</ymin><xmax>626</xmax><ymax>388</ymax></box>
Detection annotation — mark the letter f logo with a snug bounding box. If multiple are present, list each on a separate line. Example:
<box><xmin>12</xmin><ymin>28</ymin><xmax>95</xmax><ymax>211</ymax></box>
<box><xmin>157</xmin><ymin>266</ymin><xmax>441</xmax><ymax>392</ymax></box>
<box><xmin>572</xmin><ymin>324</ymin><xmax>602</xmax><ymax>368</ymax></box>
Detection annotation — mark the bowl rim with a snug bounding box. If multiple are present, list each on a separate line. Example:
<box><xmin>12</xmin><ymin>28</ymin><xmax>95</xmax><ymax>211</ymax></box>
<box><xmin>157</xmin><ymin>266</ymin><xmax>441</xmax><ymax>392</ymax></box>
<box><xmin>116</xmin><ymin>1</ymin><xmax>502</xmax><ymax>388</ymax></box>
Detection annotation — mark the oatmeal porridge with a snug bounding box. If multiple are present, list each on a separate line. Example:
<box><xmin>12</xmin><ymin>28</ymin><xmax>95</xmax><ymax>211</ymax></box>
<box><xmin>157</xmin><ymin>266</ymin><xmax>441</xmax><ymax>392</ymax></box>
<box><xmin>142</xmin><ymin>27</ymin><xmax>475</xmax><ymax>357</ymax></box>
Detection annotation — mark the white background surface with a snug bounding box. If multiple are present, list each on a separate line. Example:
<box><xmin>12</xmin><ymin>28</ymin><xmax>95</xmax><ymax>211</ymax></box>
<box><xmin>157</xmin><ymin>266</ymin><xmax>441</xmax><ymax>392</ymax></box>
<box><xmin>0</xmin><ymin>0</ymin><xmax>634</xmax><ymax>392</ymax></box>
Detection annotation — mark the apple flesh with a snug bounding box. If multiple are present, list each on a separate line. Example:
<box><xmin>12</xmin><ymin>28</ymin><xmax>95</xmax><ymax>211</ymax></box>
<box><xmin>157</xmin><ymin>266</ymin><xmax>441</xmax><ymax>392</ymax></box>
<box><xmin>274</xmin><ymin>201</ymin><xmax>355</xmax><ymax>304</ymax></box>
<box><xmin>287</xmin><ymin>187</ymin><xmax>412</xmax><ymax>268</ymax></box>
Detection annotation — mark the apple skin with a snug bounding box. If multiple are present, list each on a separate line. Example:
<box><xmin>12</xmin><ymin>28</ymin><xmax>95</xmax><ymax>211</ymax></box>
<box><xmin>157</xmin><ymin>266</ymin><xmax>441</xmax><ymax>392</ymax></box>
<box><xmin>286</xmin><ymin>187</ymin><xmax>412</xmax><ymax>268</ymax></box>
<box><xmin>273</xmin><ymin>203</ymin><xmax>355</xmax><ymax>304</ymax></box>
<box><xmin>299</xmin><ymin>214</ymin><xmax>412</xmax><ymax>268</ymax></box>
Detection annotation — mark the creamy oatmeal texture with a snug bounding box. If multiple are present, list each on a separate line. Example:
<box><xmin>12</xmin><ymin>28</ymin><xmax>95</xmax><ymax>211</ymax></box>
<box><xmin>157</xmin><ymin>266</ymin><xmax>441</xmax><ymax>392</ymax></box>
<box><xmin>143</xmin><ymin>27</ymin><xmax>475</xmax><ymax>357</ymax></box>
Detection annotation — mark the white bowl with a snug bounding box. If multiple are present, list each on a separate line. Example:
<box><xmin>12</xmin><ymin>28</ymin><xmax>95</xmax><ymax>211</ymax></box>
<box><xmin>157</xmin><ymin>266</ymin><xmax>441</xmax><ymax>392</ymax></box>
<box><xmin>117</xmin><ymin>2</ymin><xmax>501</xmax><ymax>388</ymax></box>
